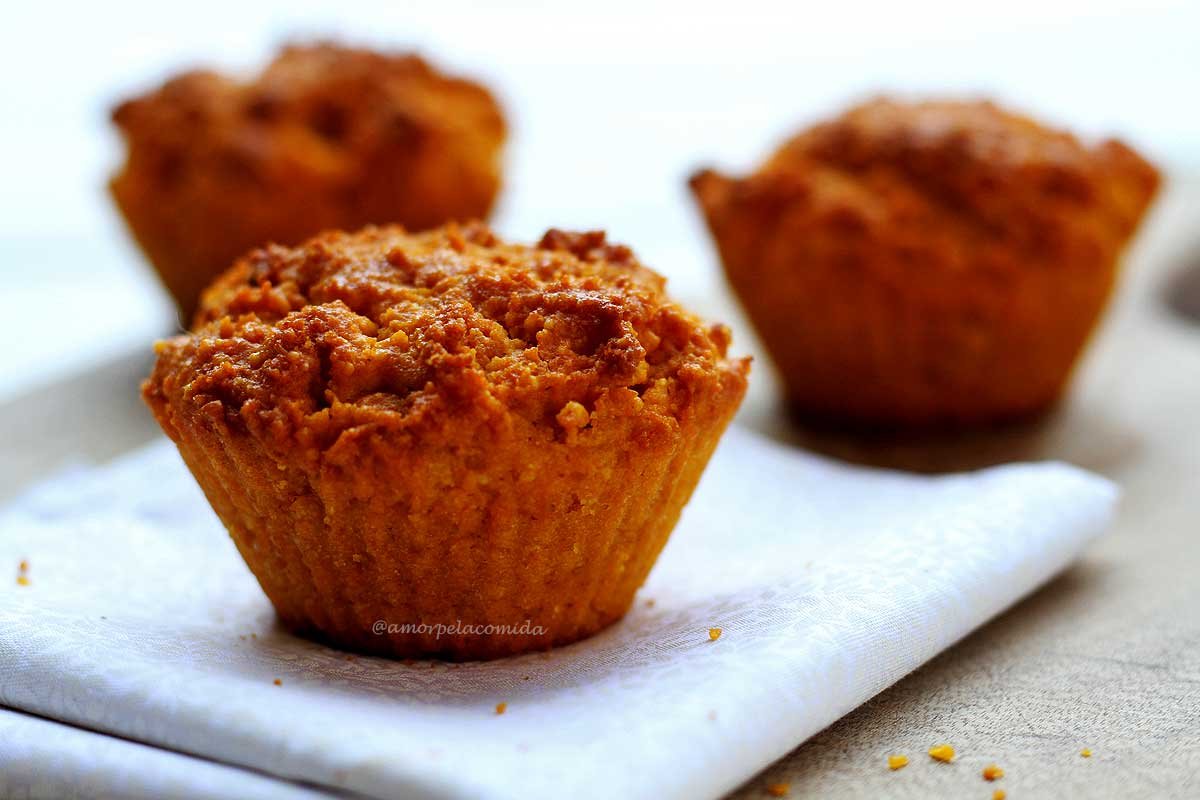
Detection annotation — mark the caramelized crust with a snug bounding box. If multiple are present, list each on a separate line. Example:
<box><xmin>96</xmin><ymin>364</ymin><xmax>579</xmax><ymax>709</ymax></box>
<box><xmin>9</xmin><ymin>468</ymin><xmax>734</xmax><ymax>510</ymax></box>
<box><xmin>151</xmin><ymin>223</ymin><xmax>744</xmax><ymax>455</ymax></box>
<box><xmin>111</xmin><ymin>43</ymin><xmax>506</xmax><ymax>320</ymax></box>
<box><xmin>764</xmin><ymin>98</ymin><xmax>1159</xmax><ymax>257</ymax></box>
<box><xmin>143</xmin><ymin>225</ymin><xmax>749</xmax><ymax>659</ymax></box>
<box><xmin>691</xmin><ymin>98</ymin><xmax>1159</xmax><ymax>427</ymax></box>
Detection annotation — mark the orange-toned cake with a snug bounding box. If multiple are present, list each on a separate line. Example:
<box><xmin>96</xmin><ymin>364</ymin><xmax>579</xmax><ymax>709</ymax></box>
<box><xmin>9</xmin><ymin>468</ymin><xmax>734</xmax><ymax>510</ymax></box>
<box><xmin>691</xmin><ymin>98</ymin><xmax>1159</xmax><ymax>428</ymax></box>
<box><xmin>111</xmin><ymin>43</ymin><xmax>506</xmax><ymax>321</ymax></box>
<box><xmin>143</xmin><ymin>223</ymin><xmax>749</xmax><ymax>660</ymax></box>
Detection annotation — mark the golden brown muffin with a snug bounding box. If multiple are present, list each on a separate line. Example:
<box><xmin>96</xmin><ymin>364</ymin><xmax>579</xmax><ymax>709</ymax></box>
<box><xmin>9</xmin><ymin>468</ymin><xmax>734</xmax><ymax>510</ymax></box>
<box><xmin>690</xmin><ymin>98</ymin><xmax>1159</xmax><ymax>428</ymax></box>
<box><xmin>111</xmin><ymin>43</ymin><xmax>506</xmax><ymax>321</ymax></box>
<box><xmin>143</xmin><ymin>223</ymin><xmax>749</xmax><ymax>660</ymax></box>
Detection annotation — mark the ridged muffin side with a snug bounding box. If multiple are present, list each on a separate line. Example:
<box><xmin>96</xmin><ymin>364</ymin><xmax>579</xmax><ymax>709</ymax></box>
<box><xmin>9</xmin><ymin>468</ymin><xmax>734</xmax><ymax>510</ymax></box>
<box><xmin>691</xmin><ymin>98</ymin><xmax>1159</xmax><ymax>428</ymax></box>
<box><xmin>111</xmin><ymin>43</ymin><xmax>506</xmax><ymax>321</ymax></box>
<box><xmin>143</xmin><ymin>224</ymin><xmax>749</xmax><ymax>660</ymax></box>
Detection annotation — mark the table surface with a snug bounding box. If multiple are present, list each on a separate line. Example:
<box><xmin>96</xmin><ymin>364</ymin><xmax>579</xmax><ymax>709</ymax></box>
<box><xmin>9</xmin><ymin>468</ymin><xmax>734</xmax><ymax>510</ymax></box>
<box><xmin>0</xmin><ymin>180</ymin><xmax>1196</xmax><ymax>799</ymax></box>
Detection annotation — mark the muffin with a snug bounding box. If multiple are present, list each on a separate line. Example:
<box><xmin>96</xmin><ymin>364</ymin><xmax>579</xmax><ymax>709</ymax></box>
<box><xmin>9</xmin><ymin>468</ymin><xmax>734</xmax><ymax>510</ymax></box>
<box><xmin>143</xmin><ymin>223</ymin><xmax>749</xmax><ymax>660</ymax></box>
<box><xmin>111</xmin><ymin>43</ymin><xmax>506</xmax><ymax>321</ymax></box>
<box><xmin>690</xmin><ymin>98</ymin><xmax>1159</xmax><ymax>428</ymax></box>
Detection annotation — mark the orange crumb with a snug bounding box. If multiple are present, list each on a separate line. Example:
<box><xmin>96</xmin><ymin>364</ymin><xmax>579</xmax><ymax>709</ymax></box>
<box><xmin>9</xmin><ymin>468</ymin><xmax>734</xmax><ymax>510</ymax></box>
<box><xmin>982</xmin><ymin>764</ymin><xmax>1004</xmax><ymax>781</ymax></box>
<box><xmin>1081</xmin><ymin>748</ymin><xmax>1092</xmax><ymax>758</ymax></box>
<box><xmin>495</xmin><ymin>702</ymin><xmax>507</xmax><ymax>715</ymax></box>
<box><xmin>887</xmin><ymin>754</ymin><xmax>909</xmax><ymax>770</ymax></box>
<box><xmin>764</xmin><ymin>782</ymin><xmax>790</xmax><ymax>797</ymax></box>
<box><xmin>928</xmin><ymin>744</ymin><xmax>955</xmax><ymax>763</ymax></box>
<box><xmin>15</xmin><ymin>575</ymin><xmax>30</xmax><ymax>587</ymax></box>
<box><xmin>645</xmin><ymin>598</ymin><xmax>656</xmax><ymax>608</ymax></box>
<box><xmin>709</xmin><ymin>627</ymin><xmax>723</xmax><ymax>641</ymax></box>
<box><xmin>18</xmin><ymin>559</ymin><xmax>29</xmax><ymax>573</ymax></box>
<box><xmin>993</xmin><ymin>791</ymin><xmax>1006</xmax><ymax>800</ymax></box>
<box><xmin>273</xmin><ymin>678</ymin><xmax>282</xmax><ymax>686</ymax></box>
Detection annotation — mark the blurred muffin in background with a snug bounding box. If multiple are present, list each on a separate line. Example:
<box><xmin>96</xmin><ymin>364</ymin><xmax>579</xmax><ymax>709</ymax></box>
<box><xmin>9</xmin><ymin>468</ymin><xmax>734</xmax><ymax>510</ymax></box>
<box><xmin>110</xmin><ymin>42</ymin><xmax>506</xmax><ymax>321</ymax></box>
<box><xmin>690</xmin><ymin>98</ymin><xmax>1159</xmax><ymax>429</ymax></box>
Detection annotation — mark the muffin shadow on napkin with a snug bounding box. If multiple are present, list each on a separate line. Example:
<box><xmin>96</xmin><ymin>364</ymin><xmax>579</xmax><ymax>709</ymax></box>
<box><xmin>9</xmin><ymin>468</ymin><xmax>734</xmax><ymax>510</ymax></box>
<box><xmin>0</xmin><ymin>425</ymin><xmax>1116</xmax><ymax>800</ymax></box>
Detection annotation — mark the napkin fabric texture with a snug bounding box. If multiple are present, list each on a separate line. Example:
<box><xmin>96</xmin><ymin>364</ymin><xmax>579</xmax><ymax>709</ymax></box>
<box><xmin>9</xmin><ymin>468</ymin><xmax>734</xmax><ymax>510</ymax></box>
<box><xmin>0</xmin><ymin>707</ymin><xmax>332</xmax><ymax>800</ymax></box>
<box><xmin>0</xmin><ymin>426</ymin><xmax>1116</xmax><ymax>800</ymax></box>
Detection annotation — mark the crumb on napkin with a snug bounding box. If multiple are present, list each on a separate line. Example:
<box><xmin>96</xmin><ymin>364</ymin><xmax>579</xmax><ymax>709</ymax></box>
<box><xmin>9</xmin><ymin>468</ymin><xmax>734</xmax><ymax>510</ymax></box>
<box><xmin>1081</xmin><ymin>748</ymin><xmax>1092</xmax><ymax>758</ymax></box>
<box><xmin>495</xmin><ymin>702</ymin><xmax>507</xmax><ymax>715</ymax></box>
<box><xmin>764</xmin><ymin>782</ymin><xmax>790</xmax><ymax>797</ymax></box>
<box><xmin>982</xmin><ymin>763</ymin><xmax>1004</xmax><ymax>781</ymax></box>
<box><xmin>709</xmin><ymin>627</ymin><xmax>722</xmax><ymax>641</ymax></box>
<box><xmin>993</xmin><ymin>790</ymin><xmax>1006</xmax><ymax>800</ymax></box>
<box><xmin>887</xmin><ymin>754</ymin><xmax>909</xmax><ymax>770</ymax></box>
<box><xmin>928</xmin><ymin>744</ymin><xmax>955</xmax><ymax>763</ymax></box>
<box><xmin>273</xmin><ymin>678</ymin><xmax>282</xmax><ymax>686</ymax></box>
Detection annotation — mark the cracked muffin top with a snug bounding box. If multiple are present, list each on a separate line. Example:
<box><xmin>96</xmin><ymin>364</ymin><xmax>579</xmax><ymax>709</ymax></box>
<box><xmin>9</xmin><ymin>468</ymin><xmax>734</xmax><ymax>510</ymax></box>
<box><xmin>111</xmin><ymin>42</ymin><xmax>505</xmax><ymax>190</ymax></box>
<box><xmin>693</xmin><ymin>98</ymin><xmax>1159</xmax><ymax>267</ymax></box>
<box><xmin>144</xmin><ymin>224</ymin><xmax>749</xmax><ymax>457</ymax></box>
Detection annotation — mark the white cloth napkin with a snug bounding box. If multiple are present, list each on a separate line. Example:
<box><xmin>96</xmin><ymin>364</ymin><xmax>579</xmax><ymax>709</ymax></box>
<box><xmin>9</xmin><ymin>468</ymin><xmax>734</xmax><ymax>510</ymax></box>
<box><xmin>0</xmin><ymin>707</ymin><xmax>333</xmax><ymax>800</ymax></box>
<box><xmin>0</xmin><ymin>426</ymin><xmax>1116</xmax><ymax>800</ymax></box>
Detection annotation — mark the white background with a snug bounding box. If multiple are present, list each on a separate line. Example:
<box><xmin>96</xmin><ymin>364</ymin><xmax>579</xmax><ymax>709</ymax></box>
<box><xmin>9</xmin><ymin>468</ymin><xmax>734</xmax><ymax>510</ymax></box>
<box><xmin>1</xmin><ymin>0</ymin><xmax>1196</xmax><ymax>399</ymax></box>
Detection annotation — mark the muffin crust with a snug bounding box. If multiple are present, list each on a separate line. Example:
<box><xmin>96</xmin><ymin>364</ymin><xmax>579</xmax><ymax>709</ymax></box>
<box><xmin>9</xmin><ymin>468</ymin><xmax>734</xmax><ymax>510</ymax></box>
<box><xmin>111</xmin><ymin>43</ymin><xmax>506</xmax><ymax>320</ymax></box>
